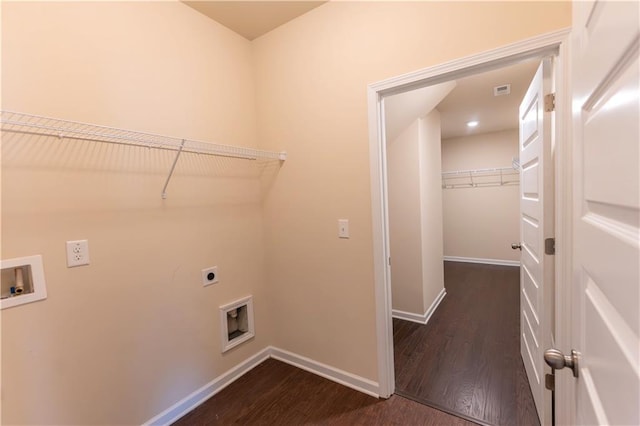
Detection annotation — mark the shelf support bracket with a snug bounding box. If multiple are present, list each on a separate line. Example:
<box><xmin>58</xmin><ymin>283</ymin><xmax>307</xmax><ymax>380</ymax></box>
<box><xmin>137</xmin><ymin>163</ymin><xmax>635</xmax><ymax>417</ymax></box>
<box><xmin>161</xmin><ymin>139</ymin><xmax>186</xmax><ymax>199</ymax></box>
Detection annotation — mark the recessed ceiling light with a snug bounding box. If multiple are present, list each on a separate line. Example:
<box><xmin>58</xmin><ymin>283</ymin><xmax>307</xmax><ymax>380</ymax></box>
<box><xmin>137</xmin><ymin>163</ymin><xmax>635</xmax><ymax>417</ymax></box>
<box><xmin>467</xmin><ymin>121</ymin><xmax>479</xmax><ymax>127</ymax></box>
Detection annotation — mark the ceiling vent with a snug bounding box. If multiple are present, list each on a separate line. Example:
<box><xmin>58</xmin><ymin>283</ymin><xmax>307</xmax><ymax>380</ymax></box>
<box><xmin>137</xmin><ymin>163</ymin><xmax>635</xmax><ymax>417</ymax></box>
<box><xmin>494</xmin><ymin>84</ymin><xmax>511</xmax><ymax>96</ymax></box>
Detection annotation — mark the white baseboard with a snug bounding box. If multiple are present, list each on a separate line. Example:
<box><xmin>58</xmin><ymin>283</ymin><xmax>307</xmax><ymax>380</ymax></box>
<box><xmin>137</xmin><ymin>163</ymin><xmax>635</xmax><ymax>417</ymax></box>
<box><xmin>392</xmin><ymin>287</ymin><xmax>446</xmax><ymax>325</ymax></box>
<box><xmin>143</xmin><ymin>347</ymin><xmax>271</xmax><ymax>426</ymax></box>
<box><xmin>144</xmin><ymin>346</ymin><xmax>380</xmax><ymax>425</ymax></box>
<box><xmin>270</xmin><ymin>346</ymin><xmax>380</xmax><ymax>398</ymax></box>
<box><xmin>443</xmin><ymin>256</ymin><xmax>520</xmax><ymax>267</ymax></box>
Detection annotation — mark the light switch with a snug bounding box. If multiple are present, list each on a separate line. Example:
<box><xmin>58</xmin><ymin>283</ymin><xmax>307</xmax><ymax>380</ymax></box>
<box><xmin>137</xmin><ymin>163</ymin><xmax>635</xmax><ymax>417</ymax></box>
<box><xmin>338</xmin><ymin>219</ymin><xmax>349</xmax><ymax>239</ymax></box>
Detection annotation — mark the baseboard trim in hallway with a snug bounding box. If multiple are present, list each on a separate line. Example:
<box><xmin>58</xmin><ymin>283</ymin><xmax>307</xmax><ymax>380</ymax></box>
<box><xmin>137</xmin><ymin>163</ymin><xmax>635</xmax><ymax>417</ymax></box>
<box><xmin>443</xmin><ymin>256</ymin><xmax>520</xmax><ymax>267</ymax></box>
<box><xmin>392</xmin><ymin>288</ymin><xmax>447</xmax><ymax>324</ymax></box>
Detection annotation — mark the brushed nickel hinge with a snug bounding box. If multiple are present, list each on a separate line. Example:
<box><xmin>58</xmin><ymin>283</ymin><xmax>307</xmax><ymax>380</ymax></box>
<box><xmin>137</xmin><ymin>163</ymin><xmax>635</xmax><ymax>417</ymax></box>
<box><xmin>545</xmin><ymin>237</ymin><xmax>556</xmax><ymax>255</ymax></box>
<box><xmin>545</xmin><ymin>93</ymin><xmax>556</xmax><ymax>112</ymax></box>
<box><xmin>545</xmin><ymin>373</ymin><xmax>555</xmax><ymax>391</ymax></box>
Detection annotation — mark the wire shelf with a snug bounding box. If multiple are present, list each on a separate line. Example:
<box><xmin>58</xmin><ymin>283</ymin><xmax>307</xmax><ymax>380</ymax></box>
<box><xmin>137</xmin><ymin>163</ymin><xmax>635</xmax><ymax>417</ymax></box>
<box><xmin>442</xmin><ymin>166</ymin><xmax>520</xmax><ymax>189</ymax></box>
<box><xmin>1</xmin><ymin>110</ymin><xmax>287</xmax><ymax>198</ymax></box>
<box><xmin>0</xmin><ymin>111</ymin><xmax>287</xmax><ymax>161</ymax></box>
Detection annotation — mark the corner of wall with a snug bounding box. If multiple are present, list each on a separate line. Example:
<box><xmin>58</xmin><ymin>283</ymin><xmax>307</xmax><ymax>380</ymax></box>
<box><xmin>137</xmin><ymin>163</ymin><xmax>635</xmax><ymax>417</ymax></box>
<box><xmin>418</xmin><ymin>111</ymin><xmax>445</xmax><ymax>312</ymax></box>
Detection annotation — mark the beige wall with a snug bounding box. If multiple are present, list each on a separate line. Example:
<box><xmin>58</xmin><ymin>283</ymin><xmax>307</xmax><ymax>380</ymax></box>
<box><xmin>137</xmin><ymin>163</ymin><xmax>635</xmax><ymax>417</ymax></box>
<box><xmin>388</xmin><ymin>120</ymin><xmax>423</xmax><ymax>314</ymax></box>
<box><xmin>388</xmin><ymin>112</ymin><xmax>444</xmax><ymax>316</ymax></box>
<box><xmin>0</xmin><ymin>1</ymin><xmax>571</xmax><ymax>423</ymax></box>
<box><xmin>1</xmin><ymin>2</ymin><xmax>273</xmax><ymax>425</ymax></box>
<box><xmin>419</xmin><ymin>112</ymin><xmax>445</xmax><ymax>311</ymax></box>
<box><xmin>253</xmin><ymin>1</ymin><xmax>569</xmax><ymax>380</ymax></box>
<box><xmin>442</xmin><ymin>129</ymin><xmax>521</xmax><ymax>261</ymax></box>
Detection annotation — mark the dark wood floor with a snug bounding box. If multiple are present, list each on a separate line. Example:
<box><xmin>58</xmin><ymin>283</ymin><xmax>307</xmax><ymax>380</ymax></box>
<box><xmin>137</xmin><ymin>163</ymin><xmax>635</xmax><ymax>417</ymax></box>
<box><xmin>393</xmin><ymin>261</ymin><xmax>540</xmax><ymax>426</ymax></box>
<box><xmin>173</xmin><ymin>358</ymin><xmax>476</xmax><ymax>425</ymax></box>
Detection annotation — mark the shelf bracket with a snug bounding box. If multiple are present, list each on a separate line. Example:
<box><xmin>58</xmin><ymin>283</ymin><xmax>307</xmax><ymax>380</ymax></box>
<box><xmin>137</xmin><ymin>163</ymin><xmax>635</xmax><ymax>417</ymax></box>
<box><xmin>161</xmin><ymin>139</ymin><xmax>186</xmax><ymax>199</ymax></box>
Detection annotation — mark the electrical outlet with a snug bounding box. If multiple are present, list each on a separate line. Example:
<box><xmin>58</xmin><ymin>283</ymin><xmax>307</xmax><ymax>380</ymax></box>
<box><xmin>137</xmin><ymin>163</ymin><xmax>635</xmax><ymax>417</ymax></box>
<box><xmin>66</xmin><ymin>240</ymin><xmax>90</xmax><ymax>267</ymax></box>
<box><xmin>201</xmin><ymin>266</ymin><xmax>219</xmax><ymax>287</ymax></box>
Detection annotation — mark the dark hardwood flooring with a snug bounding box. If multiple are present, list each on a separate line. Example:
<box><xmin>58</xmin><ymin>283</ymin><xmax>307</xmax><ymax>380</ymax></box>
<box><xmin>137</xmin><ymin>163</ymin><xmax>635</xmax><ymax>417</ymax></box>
<box><xmin>173</xmin><ymin>358</ymin><xmax>476</xmax><ymax>425</ymax></box>
<box><xmin>393</xmin><ymin>261</ymin><xmax>540</xmax><ymax>426</ymax></box>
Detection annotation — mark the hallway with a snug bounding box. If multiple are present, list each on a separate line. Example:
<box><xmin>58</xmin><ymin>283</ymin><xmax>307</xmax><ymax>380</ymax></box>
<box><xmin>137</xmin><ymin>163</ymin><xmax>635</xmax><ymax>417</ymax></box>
<box><xmin>393</xmin><ymin>261</ymin><xmax>540</xmax><ymax>425</ymax></box>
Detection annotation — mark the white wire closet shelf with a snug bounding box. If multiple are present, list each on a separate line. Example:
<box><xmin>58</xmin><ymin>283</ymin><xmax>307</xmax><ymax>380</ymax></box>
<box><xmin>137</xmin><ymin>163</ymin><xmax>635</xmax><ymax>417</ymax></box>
<box><xmin>1</xmin><ymin>110</ymin><xmax>287</xmax><ymax>198</ymax></box>
<box><xmin>442</xmin><ymin>166</ymin><xmax>520</xmax><ymax>189</ymax></box>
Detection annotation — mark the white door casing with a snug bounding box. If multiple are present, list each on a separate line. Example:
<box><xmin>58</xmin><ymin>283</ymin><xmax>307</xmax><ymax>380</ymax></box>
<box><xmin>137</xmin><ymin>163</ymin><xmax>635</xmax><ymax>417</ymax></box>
<box><xmin>519</xmin><ymin>58</ymin><xmax>555</xmax><ymax>425</ymax></box>
<box><xmin>367</xmin><ymin>29</ymin><xmax>571</xmax><ymax>400</ymax></box>
<box><xmin>570</xmin><ymin>1</ymin><xmax>640</xmax><ymax>425</ymax></box>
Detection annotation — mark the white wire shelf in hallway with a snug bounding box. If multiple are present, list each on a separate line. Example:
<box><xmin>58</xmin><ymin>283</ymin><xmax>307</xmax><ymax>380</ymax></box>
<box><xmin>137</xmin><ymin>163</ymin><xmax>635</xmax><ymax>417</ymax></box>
<box><xmin>442</xmin><ymin>166</ymin><xmax>520</xmax><ymax>189</ymax></box>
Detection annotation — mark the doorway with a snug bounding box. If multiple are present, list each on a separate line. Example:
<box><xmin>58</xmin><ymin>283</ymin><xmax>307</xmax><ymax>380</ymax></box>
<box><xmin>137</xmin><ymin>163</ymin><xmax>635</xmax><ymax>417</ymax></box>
<box><xmin>385</xmin><ymin>59</ymin><xmax>541</xmax><ymax>425</ymax></box>
<box><xmin>367</xmin><ymin>29</ymin><xmax>572</xmax><ymax>426</ymax></box>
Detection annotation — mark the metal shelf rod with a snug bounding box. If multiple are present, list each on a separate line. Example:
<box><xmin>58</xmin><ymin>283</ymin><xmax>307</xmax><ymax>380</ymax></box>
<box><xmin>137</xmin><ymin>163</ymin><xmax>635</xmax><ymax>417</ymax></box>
<box><xmin>162</xmin><ymin>139</ymin><xmax>186</xmax><ymax>200</ymax></box>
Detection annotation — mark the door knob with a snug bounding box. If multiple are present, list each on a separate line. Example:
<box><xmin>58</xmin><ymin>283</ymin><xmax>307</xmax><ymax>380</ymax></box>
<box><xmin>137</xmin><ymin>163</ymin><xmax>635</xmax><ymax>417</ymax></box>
<box><xmin>511</xmin><ymin>243</ymin><xmax>522</xmax><ymax>250</ymax></box>
<box><xmin>544</xmin><ymin>348</ymin><xmax>579</xmax><ymax>377</ymax></box>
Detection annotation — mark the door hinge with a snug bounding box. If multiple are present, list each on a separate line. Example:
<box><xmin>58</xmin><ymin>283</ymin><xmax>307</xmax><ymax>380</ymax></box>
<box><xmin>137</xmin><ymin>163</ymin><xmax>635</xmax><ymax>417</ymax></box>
<box><xmin>545</xmin><ymin>373</ymin><xmax>555</xmax><ymax>391</ymax></box>
<box><xmin>545</xmin><ymin>93</ymin><xmax>556</xmax><ymax>112</ymax></box>
<box><xmin>545</xmin><ymin>237</ymin><xmax>556</xmax><ymax>255</ymax></box>
<box><xmin>388</xmin><ymin>257</ymin><xmax>391</xmax><ymax>266</ymax></box>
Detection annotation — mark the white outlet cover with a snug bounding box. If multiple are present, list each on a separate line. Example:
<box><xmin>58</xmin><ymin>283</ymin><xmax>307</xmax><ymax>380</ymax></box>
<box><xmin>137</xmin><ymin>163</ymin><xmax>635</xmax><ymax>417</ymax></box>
<box><xmin>66</xmin><ymin>240</ymin><xmax>90</xmax><ymax>267</ymax></box>
<box><xmin>201</xmin><ymin>266</ymin><xmax>219</xmax><ymax>287</ymax></box>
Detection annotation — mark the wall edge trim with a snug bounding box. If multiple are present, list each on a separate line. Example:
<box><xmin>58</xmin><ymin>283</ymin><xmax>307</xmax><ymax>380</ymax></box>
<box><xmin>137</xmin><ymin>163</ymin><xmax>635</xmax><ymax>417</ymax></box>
<box><xmin>392</xmin><ymin>287</ymin><xmax>446</xmax><ymax>325</ymax></box>
<box><xmin>142</xmin><ymin>347</ymin><xmax>271</xmax><ymax>426</ymax></box>
<box><xmin>144</xmin><ymin>346</ymin><xmax>380</xmax><ymax>425</ymax></box>
<box><xmin>444</xmin><ymin>256</ymin><xmax>520</xmax><ymax>267</ymax></box>
<box><xmin>270</xmin><ymin>346</ymin><xmax>380</xmax><ymax>398</ymax></box>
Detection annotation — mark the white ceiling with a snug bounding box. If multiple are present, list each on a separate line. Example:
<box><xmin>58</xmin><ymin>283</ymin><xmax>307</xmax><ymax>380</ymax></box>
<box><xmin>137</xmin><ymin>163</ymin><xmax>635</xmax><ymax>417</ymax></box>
<box><xmin>384</xmin><ymin>59</ymin><xmax>540</xmax><ymax>142</ymax></box>
<box><xmin>183</xmin><ymin>1</ymin><xmax>327</xmax><ymax>40</ymax></box>
<box><xmin>438</xmin><ymin>60</ymin><xmax>540</xmax><ymax>139</ymax></box>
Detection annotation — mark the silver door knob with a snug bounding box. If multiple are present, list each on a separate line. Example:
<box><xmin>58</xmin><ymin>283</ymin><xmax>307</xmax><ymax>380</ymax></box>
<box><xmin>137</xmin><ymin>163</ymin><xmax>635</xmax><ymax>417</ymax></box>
<box><xmin>544</xmin><ymin>348</ymin><xmax>579</xmax><ymax>377</ymax></box>
<box><xmin>511</xmin><ymin>243</ymin><xmax>522</xmax><ymax>250</ymax></box>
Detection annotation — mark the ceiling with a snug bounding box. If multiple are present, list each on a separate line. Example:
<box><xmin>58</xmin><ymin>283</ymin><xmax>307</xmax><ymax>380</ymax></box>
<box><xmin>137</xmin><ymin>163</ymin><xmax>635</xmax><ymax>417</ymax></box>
<box><xmin>183</xmin><ymin>1</ymin><xmax>327</xmax><ymax>40</ymax></box>
<box><xmin>385</xmin><ymin>59</ymin><xmax>539</xmax><ymax>141</ymax></box>
<box><xmin>438</xmin><ymin>60</ymin><xmax>539</xmax><ymax>139</ymax></box>
<box><xmin>184</xmin><ymin>1</ymin><xmax>538</xmax><ymax>140</ymax></box>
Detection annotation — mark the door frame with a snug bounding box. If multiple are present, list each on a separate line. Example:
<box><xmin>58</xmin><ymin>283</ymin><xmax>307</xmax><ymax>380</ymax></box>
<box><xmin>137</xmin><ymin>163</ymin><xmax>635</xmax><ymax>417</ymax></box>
<box><xmin>367</xmin><ymin>28</ymin><xmax>574</xmax><ymax>424</ymax></box>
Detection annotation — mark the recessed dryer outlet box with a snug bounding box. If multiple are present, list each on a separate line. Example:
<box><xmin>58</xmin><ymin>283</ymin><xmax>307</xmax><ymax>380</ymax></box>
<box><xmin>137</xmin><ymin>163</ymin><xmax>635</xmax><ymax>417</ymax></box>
<box><xmin>201</xmin><ymin>266</ymin><xmax>219</xmax><ymax>287</ymax></box>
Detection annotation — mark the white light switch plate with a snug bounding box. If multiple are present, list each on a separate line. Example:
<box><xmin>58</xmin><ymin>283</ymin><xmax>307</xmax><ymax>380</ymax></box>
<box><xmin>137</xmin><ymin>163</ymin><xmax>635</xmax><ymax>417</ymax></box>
<box><xmin>338</xmin><ymin>219</ymin><xmax>349</xmax><ymax>238</ymax></box>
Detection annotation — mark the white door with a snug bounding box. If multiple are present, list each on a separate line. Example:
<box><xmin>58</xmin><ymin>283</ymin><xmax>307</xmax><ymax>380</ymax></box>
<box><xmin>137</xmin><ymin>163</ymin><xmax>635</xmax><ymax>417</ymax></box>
<box><xmin>568</xmin><ymin>1</ymin><xmax>640</xmax><ymax>424</ymax></box>
<box><xmin>519</xmin><ymin>58</ymin><xmax>554</xmax><ymax>425</ymax></box>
